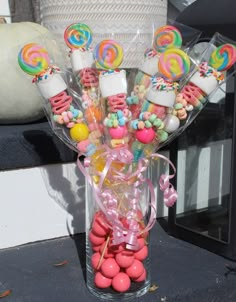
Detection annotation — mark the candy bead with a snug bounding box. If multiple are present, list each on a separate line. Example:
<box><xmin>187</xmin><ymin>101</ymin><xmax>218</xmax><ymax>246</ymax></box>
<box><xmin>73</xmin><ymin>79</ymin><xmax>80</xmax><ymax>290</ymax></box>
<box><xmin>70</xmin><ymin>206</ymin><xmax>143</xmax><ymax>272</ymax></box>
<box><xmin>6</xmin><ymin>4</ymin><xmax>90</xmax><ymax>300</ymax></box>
<box><xmin>94</xmin><ymin>271</ymin><xmax>112</xmax><ymax>288</ymax></box>
<box><xmin>101</xmin><ymin>258</ymin><xmax>120</xmax><ymax>278</ymax></box>
<box><xmin>70</xmin><ymin>123</ymin><xmax>89</xmax><ymax>142</ymax></box>
<box><xmin>125</xmin><ymin>259</ymin><xmax>144</xmax><ymax>279</ymax></box>
<box><xmin>112</xmin><ymin>272</ymin><xmax>131</xmax><ymax>293</ymax></box>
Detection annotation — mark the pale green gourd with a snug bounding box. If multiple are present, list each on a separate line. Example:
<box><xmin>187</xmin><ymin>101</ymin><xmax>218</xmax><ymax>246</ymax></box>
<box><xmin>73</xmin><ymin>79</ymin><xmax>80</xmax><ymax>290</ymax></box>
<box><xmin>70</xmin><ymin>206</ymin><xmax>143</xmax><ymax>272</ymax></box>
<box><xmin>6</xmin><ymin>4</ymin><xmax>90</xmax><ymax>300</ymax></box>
<box><xmin>0</xmin><ymin>22</ymin><xmax>65</xmax><ymax>124</ymax></box>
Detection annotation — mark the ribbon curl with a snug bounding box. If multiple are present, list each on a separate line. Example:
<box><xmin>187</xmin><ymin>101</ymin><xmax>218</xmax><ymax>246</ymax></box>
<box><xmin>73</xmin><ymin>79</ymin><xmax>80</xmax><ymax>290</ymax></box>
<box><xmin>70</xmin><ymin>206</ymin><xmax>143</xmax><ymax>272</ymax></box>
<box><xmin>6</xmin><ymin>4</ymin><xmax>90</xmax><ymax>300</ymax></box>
<box><xmin>77</xmin><ymin>145</ymin><xmax>178</xmax><ymax>250</ymax></box>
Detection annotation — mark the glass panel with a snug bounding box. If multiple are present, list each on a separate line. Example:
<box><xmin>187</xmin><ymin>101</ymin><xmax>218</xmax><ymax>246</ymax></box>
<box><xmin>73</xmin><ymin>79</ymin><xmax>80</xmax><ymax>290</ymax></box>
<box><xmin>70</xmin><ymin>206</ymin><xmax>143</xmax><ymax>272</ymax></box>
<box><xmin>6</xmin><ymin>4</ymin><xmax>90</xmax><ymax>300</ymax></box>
<box><xmin>175</xmin><ymin>81</ymin><xmax>233</xmax><ymax>244</ymax></box>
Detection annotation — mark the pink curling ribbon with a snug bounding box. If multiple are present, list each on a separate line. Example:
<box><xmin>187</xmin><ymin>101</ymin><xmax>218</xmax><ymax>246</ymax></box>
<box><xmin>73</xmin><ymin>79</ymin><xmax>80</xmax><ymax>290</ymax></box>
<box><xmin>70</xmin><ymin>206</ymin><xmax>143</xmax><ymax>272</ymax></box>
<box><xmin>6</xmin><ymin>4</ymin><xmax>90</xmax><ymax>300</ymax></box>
<box><xmin>101</xmin><ymin>189</ymin><xmax>126</xmax><ymax>245</ymax></box>
<box><xmin>76</xmin><ymin>146</ymin><xmax>177</xmax><ymax>250</ymax></box>
<box><xmin>150</xmin><ymin>153</ymin><xmax>178</xmax><ymax>207</ymax></box>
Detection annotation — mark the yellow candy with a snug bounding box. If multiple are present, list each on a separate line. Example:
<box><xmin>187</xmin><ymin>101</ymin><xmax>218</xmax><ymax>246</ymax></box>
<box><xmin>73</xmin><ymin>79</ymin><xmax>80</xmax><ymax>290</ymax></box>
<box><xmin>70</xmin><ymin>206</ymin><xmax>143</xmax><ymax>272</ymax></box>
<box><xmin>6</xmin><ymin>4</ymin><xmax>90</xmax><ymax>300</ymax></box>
<box><xmin>70</xmin><ymin>123</ymin><xmax>89</xmax><ymax>142</ymax></box>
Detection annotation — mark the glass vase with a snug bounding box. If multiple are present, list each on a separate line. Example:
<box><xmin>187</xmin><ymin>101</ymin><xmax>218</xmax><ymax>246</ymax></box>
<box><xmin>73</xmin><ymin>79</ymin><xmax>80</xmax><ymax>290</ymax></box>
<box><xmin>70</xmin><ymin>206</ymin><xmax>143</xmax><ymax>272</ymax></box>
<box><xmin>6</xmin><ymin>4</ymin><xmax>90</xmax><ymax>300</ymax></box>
<box><xmin>85</xmin><ymin>160</ymin><xmax>152</xmax><ymax>300</ymax></box>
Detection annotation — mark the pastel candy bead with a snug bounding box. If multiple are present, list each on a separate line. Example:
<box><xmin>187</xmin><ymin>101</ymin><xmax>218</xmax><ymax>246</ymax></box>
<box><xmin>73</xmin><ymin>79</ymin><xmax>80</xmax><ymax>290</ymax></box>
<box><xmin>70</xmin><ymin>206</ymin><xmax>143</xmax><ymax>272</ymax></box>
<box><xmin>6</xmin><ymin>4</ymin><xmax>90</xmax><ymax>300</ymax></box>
<box><xmin>134</xmin><ymin>245</ymin><xmax>148</xmax><ymax>261</ymax></box>
<box><xmin>101</xmin><ymin>258</ymin><xmax>120</xmax><ymax>278</ymax></box>
<box><xmin>125</xmin><ymin>259</ymin><xmax>144</xmax><ymax>279</ymax></box>
<box><xmin>89</xmin><ymin>231</ymin><xmax>105</xmax><ymax>246</ymax></box>
<box><xmin>109</xmin><ymin>125</ymin><xmax>128</xmax><ymax>139</ymax></box>
<box><xmin>94</xmin><ymin>271</ymin><xmax>112</xmax><ymax>288</ymax></box>
<box><xmin>135</xmin><ymin>127</ymin><xmax>156</xmax><ymax>144</ymax></box>
<box><xmin>112</xmin><ymin>272</ymin><xmax>131</xmax><ymax>293</ymax></box>
<box><xmin>115</xmin><ymin>251</ymin><xmax>135</xmax><ymax>268</ymax></box>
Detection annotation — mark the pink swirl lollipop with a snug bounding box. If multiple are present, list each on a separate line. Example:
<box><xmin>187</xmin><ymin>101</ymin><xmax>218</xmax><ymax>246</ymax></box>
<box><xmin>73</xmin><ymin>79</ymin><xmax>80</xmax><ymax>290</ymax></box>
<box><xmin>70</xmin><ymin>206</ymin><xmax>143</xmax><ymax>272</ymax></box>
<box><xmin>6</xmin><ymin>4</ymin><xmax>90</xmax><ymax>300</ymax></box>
<box><xmin>18</xmin><ymin>43</ymin><xmax>50</xmax><ymax>76</ymax></box>
<box><xmin>209</xmin><ymin>43</ymin><xmax>236</xmax><ymax>71</ymax></box>
<box><xmin>153</xmin><ymin>25</ymin><xmax>182</xmax><ymax>53</ymax></box>
<box><xmin>94</xmin><ymin>39</ymin><xmax>123</xmax><ymax>70</ymax></box>
<box><xmin>158</xmin><ymin>48</ymin><xmax>190</xmax><ymax>80</ymax></box>
<box><xmin>64</xmin><ymin>23</ymin><xmax>92</xmax><ymax>49</ymax></box>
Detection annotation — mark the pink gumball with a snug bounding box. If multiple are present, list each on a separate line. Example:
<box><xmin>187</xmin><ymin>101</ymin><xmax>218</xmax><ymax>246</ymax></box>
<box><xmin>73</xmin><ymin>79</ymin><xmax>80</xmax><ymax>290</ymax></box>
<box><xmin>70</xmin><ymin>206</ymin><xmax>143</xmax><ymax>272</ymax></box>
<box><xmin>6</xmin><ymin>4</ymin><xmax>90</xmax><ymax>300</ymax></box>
<box><xmin>100</xmin><ymin>242</ymin><xmax>115</xmax><ymax>258</ymax></box>
<box><xmin>109</xmin><ymin>125</ymin><xmax>128</xmax><ymax>139</ymax></box>
<box><xmin>134</xmin><ymin>245</ymin><xmax>148</xmax><ymax>261</ymax></box>
<box><xmin>89</xmin><ymin>231</ymin><xmax>105</xmax><ymax>246</ymax></box>
<box><xmin>137</xmin><ymin>237</ymin><xmax>145</xmax><ymax>250</ymax></box>
<box><xmin>135</xmin><ymin>128</ymin><xmax>156</xmax><ymax>144</ymax></box>
<box><xmin>94</xmin><ymin>271</ymin><xmax>112</xmax><ymax>288</ymax></box>
<box><xmin>92</xmin><ymin>217</ymin><xmax>110</xmax><ymax>237</ymax></box>
<box><xmin>91</xmin><ymin>252</ymin><xmax>103</xmax><ymax>270</ymax></box>
<box><xmin>101</xmin><ymin>258</ymin><xmax>120</xmax><ymax>278</ymax></box>
<box><xmin>125</xmin><ymin>259</ymin><xmax>144</xmax><ymax>279</ymax></box>
<box><xmin>92</xmin><ymin>244</ymin><xmax>101</xmax><ymax>252</ymax></box>
<box><xmin>133</xmin><ymin>268</ymin><xmax>147</xmax><ymax>282</ymax></box>
<box><xmin>112</xmin><ymin>272</ymin><xmax>131</xmax><ymax>293</ymax></box>
<box><xmin>115</xmin><ymin>251</ymin><xmax>135</xmax><ymax>268</ymax></box>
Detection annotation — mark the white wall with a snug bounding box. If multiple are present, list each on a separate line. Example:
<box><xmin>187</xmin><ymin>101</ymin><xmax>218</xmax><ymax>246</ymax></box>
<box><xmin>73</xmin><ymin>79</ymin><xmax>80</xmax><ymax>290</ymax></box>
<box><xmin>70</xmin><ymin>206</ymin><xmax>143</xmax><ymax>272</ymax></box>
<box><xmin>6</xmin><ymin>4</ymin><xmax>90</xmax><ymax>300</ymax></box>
<box><xmin>0</xmin><ymin>163</ymin><xmax>85</xmax><ymax>249</ymax></box>
<box><xmin>0</xmin><ymin>0</ymin><xmax>11</xmax><ymax>23</ymax></box>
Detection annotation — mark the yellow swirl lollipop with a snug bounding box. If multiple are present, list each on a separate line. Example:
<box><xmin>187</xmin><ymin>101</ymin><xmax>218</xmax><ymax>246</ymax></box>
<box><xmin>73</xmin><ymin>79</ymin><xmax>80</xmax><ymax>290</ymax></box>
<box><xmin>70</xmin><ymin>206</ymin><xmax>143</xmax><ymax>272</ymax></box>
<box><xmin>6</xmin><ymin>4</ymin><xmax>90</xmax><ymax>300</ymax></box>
<box><xmin>158</xmin><ymin>48</ymin><xmax>190</xmax><ymax>80</ymax></box>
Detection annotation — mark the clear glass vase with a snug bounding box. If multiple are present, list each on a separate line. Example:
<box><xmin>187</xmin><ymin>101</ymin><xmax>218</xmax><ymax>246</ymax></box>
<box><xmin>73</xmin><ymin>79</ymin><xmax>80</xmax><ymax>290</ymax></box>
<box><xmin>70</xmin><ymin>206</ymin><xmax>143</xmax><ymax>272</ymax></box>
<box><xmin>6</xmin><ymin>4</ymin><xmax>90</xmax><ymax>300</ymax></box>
<box><xmin>85</xmin><ymin>160</ymin><xmax>152</xmax><ymax>300</ymax></box>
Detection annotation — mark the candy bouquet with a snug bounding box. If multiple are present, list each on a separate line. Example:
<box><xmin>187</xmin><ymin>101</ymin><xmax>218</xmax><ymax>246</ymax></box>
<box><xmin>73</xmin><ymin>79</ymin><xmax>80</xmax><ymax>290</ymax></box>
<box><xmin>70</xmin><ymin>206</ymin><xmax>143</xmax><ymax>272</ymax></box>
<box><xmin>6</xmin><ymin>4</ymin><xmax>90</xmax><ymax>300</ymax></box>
<box><xmin>17</xmin><ymin>22</ymin><xmax>236</xmax><ymax>300</ymax></box>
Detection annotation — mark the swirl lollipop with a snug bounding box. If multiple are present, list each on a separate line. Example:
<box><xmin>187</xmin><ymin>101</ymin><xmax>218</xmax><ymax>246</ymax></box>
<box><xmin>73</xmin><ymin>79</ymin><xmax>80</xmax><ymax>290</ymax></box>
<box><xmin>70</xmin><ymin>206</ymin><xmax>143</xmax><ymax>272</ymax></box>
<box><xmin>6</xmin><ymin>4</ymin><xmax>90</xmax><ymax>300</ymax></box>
<box><xmin>94</xmin><ymin>40</ymin><xmax>123</xmax><ymax>70</ymax></box>
<box><xmin>158</xmin><ymin>48</ymin><xmax>190</xmax><ymax>81</ymax></box>
<box><xmin>209</xmin><ymin>43</ymin><xmax>236</xmax><ymax>71</ymax></box>
<box><xmin>153</xmin><ymin>25</ymin><xmax>182</xmax><ymax>53</ymax></box>
<box><xmin>64</xmin><ymin>23</ymin><xmax>92</xmax><ymax>49</ymax></box>
<box><xmin>18</xmin><ymin>43</ymin><xmax>50</xmax><ymax>76</ymax></box>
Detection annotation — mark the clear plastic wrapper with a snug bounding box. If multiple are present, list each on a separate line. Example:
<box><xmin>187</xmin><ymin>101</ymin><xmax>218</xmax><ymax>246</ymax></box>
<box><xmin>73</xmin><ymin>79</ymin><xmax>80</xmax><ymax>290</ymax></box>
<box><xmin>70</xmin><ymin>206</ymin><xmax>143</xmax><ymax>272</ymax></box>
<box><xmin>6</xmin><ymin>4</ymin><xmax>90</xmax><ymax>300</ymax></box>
<box><xmin>18</xmin><ymin>43</ymin><xmax>103</xmax><ymax>156</ymax></box>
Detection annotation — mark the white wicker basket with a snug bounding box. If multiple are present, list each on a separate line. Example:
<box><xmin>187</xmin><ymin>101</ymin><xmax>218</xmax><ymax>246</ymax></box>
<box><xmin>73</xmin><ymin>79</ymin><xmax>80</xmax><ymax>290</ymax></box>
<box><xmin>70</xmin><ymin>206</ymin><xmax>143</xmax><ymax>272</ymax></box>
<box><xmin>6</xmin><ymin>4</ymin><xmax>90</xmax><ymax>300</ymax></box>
<box><xmin>39</xmin><ymin>0</ymin><xmax>167</xmax><ymax>68</ymax></box>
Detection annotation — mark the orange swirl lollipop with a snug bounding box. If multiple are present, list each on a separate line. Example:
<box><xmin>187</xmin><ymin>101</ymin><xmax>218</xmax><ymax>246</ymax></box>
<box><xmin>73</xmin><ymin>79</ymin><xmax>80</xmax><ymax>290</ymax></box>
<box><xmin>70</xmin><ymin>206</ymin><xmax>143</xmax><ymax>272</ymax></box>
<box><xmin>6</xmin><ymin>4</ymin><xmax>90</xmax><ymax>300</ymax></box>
<box><xmin>94</xmin><ymin>39</ymin><xmax>123</xmax><ymax>70</ymax></box>
<box><xmin>158</xmin><ymin>48</ymin><xmax>190</xmax><ymax>80</ymax></box>
<box><xmin>153</xmin><ymin>25</ymin><xmax>182</xmax><ymax>53</ymax></box>
<box><xmin>18</xmin><ymin>43</ymin><xmax>50</xmax><ymax>76</ymax></box>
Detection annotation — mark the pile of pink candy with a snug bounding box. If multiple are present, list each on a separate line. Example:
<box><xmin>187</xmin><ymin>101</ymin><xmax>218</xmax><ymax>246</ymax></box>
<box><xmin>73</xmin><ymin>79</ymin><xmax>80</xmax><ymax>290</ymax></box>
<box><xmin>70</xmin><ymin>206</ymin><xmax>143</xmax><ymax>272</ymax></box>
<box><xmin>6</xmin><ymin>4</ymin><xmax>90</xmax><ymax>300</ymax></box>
<box><xmin>89</xmin><ymin>211</ymin><xmax>148</xmax><ymax>292</ymax></box>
